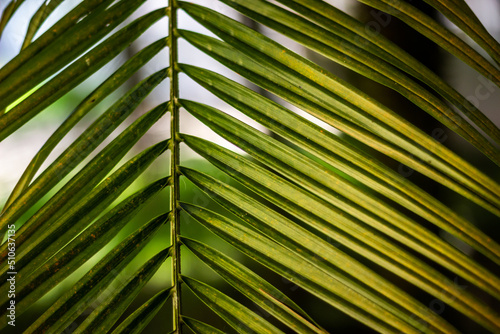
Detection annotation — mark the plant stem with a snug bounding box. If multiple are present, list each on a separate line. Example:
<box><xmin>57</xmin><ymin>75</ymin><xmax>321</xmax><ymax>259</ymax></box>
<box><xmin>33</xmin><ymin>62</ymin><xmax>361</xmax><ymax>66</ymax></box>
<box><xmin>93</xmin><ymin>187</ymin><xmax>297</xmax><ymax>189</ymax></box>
<box><xmin>168</xmin><ymin>0</ymin><xmax>182</xmax><ymax>333</ymax></box>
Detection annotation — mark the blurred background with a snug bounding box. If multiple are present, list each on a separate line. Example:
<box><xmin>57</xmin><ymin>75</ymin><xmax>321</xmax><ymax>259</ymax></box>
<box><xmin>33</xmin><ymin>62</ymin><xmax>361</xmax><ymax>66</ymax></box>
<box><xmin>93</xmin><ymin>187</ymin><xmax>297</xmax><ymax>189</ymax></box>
<box><xmin>1</xmin><ymin>0</ymin><xmax>499</xmax><ymax>333</ymax></box>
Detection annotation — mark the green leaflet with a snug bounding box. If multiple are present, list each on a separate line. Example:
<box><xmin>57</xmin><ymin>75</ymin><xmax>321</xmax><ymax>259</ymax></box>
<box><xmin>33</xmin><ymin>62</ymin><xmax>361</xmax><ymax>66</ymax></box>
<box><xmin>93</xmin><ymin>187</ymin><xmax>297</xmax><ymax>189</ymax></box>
<box><xmin>182</xmin><ymin>317</ymin><xmax>227</xmax><ymax>334</ymax></box>
<box><xmin>182</xmin><ymin>275</ymin><xmax>286</xmax><ymax>334</ymax></box>
<box><xmin>0</xmin><ymin>0</ymin><xmax>157</xmax><ymax>112</ymax></box>
<box><xmin>358</xmin><ymin>0</ymin><xmax>500</xmax><ymax>85</ymax></box>
<box><xmin>0</xmin><ymin>6</ymin><xmax>167</xmax><ymax>141</ymax></box>
<box><xmin>181</xmin><ymin>203</ymin><xmax>445</xmax><ymax>334</ymax></box>
<box><xmin>24</xmin><ymin>214</ymin><xmax>169</xmax><ymax>334</ymax></box>
<box><xmin>182</xmin><ymin>133</ymin><xmax>500</xmax><ymax>331</ymax></box>
<box><xmin>0</xmin><ymin>102</ymin><xmax>169</xmax><ymax>260</ymax></box>
<box><xmin>0</xmin><ymin>68</ymin><xmax>169</xmax><ymax>234</ymax></box>
<box><xmin>179</xmin><ymin>3</ymin><xmax>500</xmax><ymax>213</ymax></box>
<box><xmin>272</xmin><ymin>0</ymin><xmax>498</xmax><ymax>137</ymax></box>
<box><xmin>179</xmin><ymin>27</ymin><xmax>500</xmax><ymax>217</ymax></box>
<box><xmin>0</xmin><ymin>0</ymin><xmax>112</xmax><ymax>83</ymax></box>
<box><xmin>179</xmin><ymin>64</ymin><xmax>500</xmax><ymax>265</ymax></box>
<box><xmin>182</xmin><ymin>237</ymin><xmax>326</xmax><ymax>333</ymax></box>
<box><xmin>0</xmin><ymin>140</ymin><xmax>169</xmax><ymax>293</ymax></box>
<box><xmin>1</xmin><ymin>38</ymin><xmax>168</xmax><ymax>211</ymax></box>
<box><xmin>219</xmin><ymin>0</ymin><xmax>500</xmax><ymax>159</ymax></box>
<box><xmin>21</xmin><ymin>0</ymin><xmax>65</xmax><ymax>50</ymax></box>
<box><xmin>180</xmin><ymin>166</ymin><xmax>500</xmax><ymax>332</ymax></box>
<box><xmin>0</xmin><ymin>0</ymin><xmax>27</xmax><ymax>41</ymax></box>
<box><xmin>110</xmin><ymin>288</ymin><xmax>172</xmax><ymax>334</ymax></box>
<box><xmin>181</xmin><ymin>99</ymin><xmax>500</xmax><ymax>304</ymax></box>
<box><xmin>422</xmin><ymin>0</ymin><xmax>500</xmax><ymax>65</ymax></box>
<box><xmin>74</xmin><ymin>248</ymin><xmax>171</xmax><ymax>333</ymax></box>
<box><xmin>0</xmin><ymin>178</ymin><xmax>168</xmax><ymax>323</ymax></box>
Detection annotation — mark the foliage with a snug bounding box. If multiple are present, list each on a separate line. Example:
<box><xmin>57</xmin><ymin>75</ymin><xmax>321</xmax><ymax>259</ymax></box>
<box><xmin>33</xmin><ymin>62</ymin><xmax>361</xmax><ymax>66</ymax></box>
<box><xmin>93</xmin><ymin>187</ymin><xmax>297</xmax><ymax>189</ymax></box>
<box><xmin>0</xmin><ymin>0</ymin><xmax>499</xmax><ymax>333</ymax></box>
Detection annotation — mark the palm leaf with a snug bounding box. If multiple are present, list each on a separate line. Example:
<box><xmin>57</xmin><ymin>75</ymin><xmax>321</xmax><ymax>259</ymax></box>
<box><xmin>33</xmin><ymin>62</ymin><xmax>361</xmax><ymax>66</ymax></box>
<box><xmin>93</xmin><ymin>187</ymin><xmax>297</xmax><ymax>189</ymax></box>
<box><xmin>0</xmin><ymin>0</ymin><xmax>499</xmax><ymax>333</ymax></box>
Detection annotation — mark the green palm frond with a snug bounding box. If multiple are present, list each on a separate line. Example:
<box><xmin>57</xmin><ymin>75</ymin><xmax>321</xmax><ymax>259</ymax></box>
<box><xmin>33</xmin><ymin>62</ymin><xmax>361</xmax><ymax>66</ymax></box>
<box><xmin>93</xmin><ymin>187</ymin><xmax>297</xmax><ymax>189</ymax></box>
<box><xmin>0</xmin><ymin>0</ymin><xmax>499</xmax><ymax>333</ymax></box>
